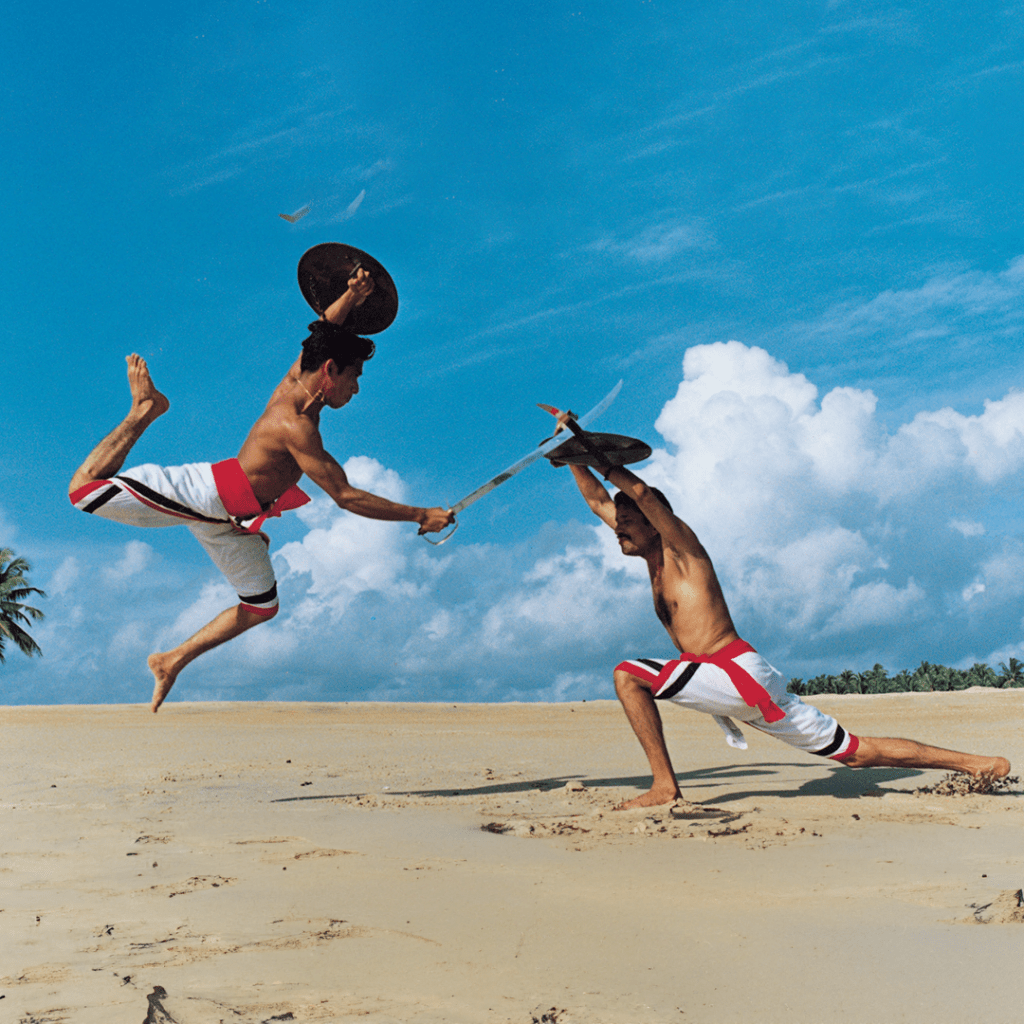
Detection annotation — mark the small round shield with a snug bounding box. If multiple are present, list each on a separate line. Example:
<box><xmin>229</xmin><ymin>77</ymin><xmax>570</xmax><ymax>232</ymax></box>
<box><xmin>545</xmin><ymin>432</ymin><xmax>652</xmax><ymax>467</ymax></box>
<box><xmin>298</xmin><ymin>242</ymin><xmax>399</xmax><ymax>335</ymax></box>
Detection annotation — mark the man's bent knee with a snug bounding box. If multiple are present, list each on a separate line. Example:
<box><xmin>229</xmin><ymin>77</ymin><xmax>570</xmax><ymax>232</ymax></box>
<box><xmin>238</xmin><ymin>583</ymin><xmax>280</xmax><ymax>621</ymax></box>
<box><xmin>614</xmin><ymin>668</ymin><xmax>650</xmax><ymax>698</ymax></box>
<box><xmin>240</xmin><ymin>602</ymin><xmax>279</xmax><ymax>621</ymax></box>
<box><xmin>69</xmin><ymin>479</ymin><xmax>110</xmax><ymax>507</ymax></box>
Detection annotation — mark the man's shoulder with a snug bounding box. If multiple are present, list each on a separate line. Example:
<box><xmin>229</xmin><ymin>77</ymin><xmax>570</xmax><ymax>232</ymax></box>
<box><xmin>658</xmin><ymin>528</ymin><xmax>715</xmax><ymax>574</ymax></box>
<box><xmin>254</xmin><ymin>395</ymin><xmax>321</xmax><ymax>441</ymax></box>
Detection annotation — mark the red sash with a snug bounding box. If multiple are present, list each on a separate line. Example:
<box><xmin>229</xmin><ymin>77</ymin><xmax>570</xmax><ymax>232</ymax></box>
<box><xmin>211</xmin><ymin>459</ymin><xmax>310</xmax><ymax>534</ymax></box>
<box><xmin>677</xmin><ymin>638</ymin><xmax>786</xmax><ymax>723</ymax></box>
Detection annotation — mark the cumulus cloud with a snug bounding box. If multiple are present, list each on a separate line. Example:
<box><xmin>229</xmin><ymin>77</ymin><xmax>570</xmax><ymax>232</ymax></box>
<box><xmin>642</xmin><ymin>340</ymin><xmax>1024</xmax><ymax>670</ymax></box>
<box><xmin>277</xmin><ymin>457</ymin><xmax>426</xmax><ymax>621</ymax></box>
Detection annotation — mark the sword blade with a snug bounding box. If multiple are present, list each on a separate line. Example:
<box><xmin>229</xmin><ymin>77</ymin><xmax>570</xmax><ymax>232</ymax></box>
<box><xmin>449</xmin><ymin>380</ymin><xmax>622</xmax><ymax>515</ymax></box>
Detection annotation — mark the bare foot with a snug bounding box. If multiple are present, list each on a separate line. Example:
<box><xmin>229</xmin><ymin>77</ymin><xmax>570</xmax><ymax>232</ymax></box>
<box><xmin>126</xmin><ymin>354</ymin><xmax>170</xmax><ymax>426</ymax></box>
<box><xmin>148</xmin><ymin>652</ymin><xmax>178</xmax><ymax>713</ymax></box>
<box><xmin>966</xmin><ymin>756</ymin><xmax>1011</xmax><ymax>780</ymax></box>
<box><xmin>613</xmin><ymin>785</ymin><xmax>682</xmax><ymax>811</ymax></box>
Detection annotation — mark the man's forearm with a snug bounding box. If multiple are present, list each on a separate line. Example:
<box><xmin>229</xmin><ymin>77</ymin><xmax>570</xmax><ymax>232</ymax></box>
<box><xmin>603</xmin><ymin>464</ymin><xmax>640</xmax><ymax>494</ymax></box>
<box><xmin>323</xmin><ymin>271</ymin><xmax>373</xmax><ymax>325</ymax></box>
<box><xmin>322</xmin><ymin>289</ymin><xmax>359</xmax><ymax>325</ymax></box>
<box><xmin>604</xmin><ymin>465</ymin><xmax>665</xmax><ymax>519</ymax></box>
<box><xmin>334</xmin><ymin>487</ymin><xmax>428</xmax><ymax>525</ymax></box>
<box><xmin>569</xmin><ymin>463</ymin><xmax>608</xmax><ymax>501</ymax></box>
<box><xmin>568</xmin><ymin>464</ymin><xmax>618</xmax><ymax>525</ymax></box>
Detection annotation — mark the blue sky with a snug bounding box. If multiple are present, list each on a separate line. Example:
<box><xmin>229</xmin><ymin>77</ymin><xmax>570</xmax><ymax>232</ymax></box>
<box><xmin>4</xmin><ymin>1</ymin><xmax>1024</xmax><ymax>705</ymax></box>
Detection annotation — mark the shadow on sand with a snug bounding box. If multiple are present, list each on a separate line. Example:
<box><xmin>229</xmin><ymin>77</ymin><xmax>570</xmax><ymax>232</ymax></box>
<box><xmin>270</xmin><ymin>763</ymin><xmax>925</xmax><ymax>804</ymax></box>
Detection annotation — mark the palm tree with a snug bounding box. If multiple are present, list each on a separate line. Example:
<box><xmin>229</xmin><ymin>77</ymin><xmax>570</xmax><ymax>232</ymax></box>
<box><xmin>0</xmin><ymin>548</ymin><xmax>45</xmax><ymax>662</ymax></box>
<box><xmin>837</xmin><ymin>669</ymin><xmax>859</xmax><ymax>694</ymax></box>
<box><xmin>998</xmin><ymin>657</ymin><xmax>1024</xmax><ymax>688</ymax></box>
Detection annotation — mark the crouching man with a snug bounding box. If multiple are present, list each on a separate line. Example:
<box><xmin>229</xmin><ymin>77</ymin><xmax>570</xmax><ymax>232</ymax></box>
<box><xmin>561</xmin><ymin>459</ymin><xmax>1010</xmax><ymax>808</ymax></box>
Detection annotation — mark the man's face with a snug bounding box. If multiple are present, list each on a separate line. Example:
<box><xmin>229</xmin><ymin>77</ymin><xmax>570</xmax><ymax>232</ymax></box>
<box><xmin>614</xmin><ymin>499</ymin><xmax>659</xmax><ymax>556</ymax></box>
<box><xmin>325</xmin><ymin>360</ymin><xmax>363</xmax><ymax>408</ymax></box>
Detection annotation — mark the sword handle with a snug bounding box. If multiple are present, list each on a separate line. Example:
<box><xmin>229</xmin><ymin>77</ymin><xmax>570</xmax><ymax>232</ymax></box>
<box><xmin>562</xmin><ymin>418</ymin><xmax>613</xmax><ymax>471</ymax></box>
<box><xmin>422</xmin><ymin>515</ymin><xmax>459</xmax><ymax>546</ymax></box>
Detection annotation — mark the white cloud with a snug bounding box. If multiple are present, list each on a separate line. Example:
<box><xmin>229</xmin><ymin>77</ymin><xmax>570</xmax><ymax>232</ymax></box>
<box><xmin>103</xmin><ymin>540</ymin><xmax>153</xmax><ymax>584</ymax></box>
<box><xmin>156</xmin><ymin>579</ymin><xmax>237</xmax><ymax>651</ymax></box>
<box><xmin>588</xmin><ymin>218</ymin><xmax>710</xmax><ymax>264</ymax></box>
<box><xmin>799</xmin><ymin>256</ymin><xmax>1024</xmax><ymax>346</ymax></box>
<box><xmin>476</xmin><ymin>534</ymin><xmax>648</xmax><ymax>653</ymax></box>
<box><xmin>820</xmin><ymin>578</ymin><xmax>926</xmax><ymax>634</ymax></box>
<box><xmin>649</xmin><ymin>340</ymin><xmax>1024</xmax><ymax>522</ymax></box>
<box><xmin>47</xmin><ymin>557</ymin><xmax>80</xmax><ymax>597</ymax></box>
<box><xmin>108</xmin><ymin>621</ymin><xmax>149</xmax><ymax>662</ymax></box>
<box><xmin>278</xmin><ymin>456</ymin><xmax>422</xmax><ymax>617</ymax></box>
<box><xmin>950</xmin><ymin>519</ymin><xmax>985</xmax><ymax>537</ymax></box>
<box><xmin>345</xmin><ymin>189</ymin><xmax>366</xmax><ymax>217</ymax></box>
<box><xmin>542</xmin><ymin>671</ymin><xmax>607</xmax><ymax>702</ymax></box>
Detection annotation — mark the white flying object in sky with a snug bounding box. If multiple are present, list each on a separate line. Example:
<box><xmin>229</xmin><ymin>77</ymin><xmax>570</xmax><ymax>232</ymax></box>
<box><xmin>345</xmin><ymin>190</ymin><xmax>366</xmax><ymax>218</ymax></box>
<box><xmin>279</xmin><ymin>204</ymin><xmax>310</xmax><ymax>224</ymax></box>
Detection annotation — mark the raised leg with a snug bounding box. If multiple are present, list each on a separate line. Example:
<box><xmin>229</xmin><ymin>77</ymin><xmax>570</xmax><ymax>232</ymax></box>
<box><xmin>844</xmin><ymin>735</ymin><xmax>1010</xmax><ymax>778</ymax></box>
<box><xmin>147</xmin><ymin>604</ymin><xmax>275</xmax><ymax>712</ymax></box>
<box><xmin>613</xmin><ymin>668</ymin><xmax>683</xmax><ymax>809</ymax></box>
<box><xmin>69</xmin><ymin>354</ymin><xmax>169</xmax><ymax>494</ymax></box>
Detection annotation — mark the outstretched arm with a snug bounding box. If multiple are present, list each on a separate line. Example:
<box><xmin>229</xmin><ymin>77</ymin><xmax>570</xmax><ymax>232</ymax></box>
<box><xmin>565</xmin><ymin>464</ymin><xmax>617</xmax><ymax>528</ymax></box>
<box><xmin>286</xmin><ymin>419</ymin><xmax>453</xmax><ymax>534</ymax></box>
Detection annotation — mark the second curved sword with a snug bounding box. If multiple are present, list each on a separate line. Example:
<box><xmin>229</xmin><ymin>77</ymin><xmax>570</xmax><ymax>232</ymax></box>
<box><xmin>423</xmin><ymin>379</ymin><xmax>623</xmax><ymax>544</ymax></box>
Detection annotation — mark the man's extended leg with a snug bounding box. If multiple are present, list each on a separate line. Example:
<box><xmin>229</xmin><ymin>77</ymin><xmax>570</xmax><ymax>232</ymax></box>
<box><xmin>69</xmin><ymin>354</ymin><xmax>169</xmax><ymax>494</ymax></box>
<box><xmin>148</xmin><ymin>604</ymin><xmax>276</xmax><ymax>713</ymax></box>
<box><xmin>613</xmin><ymin>668</ymin><xmax>683</xmax><ymax>809</ymax></box>
<box><xmin>843</xmin><ymin>736</ymin><xmax>1010</xmax><ymax>778</ymax></box>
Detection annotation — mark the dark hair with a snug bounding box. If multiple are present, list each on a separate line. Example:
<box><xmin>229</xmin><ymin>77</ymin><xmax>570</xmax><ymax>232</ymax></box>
<box><xmin>614</xmin><ymin>486</ymin><xmax>673</xmax><ymax>515</ymax></box>
<box><xmin>300</xmin><ymin>320</ymin><xmax>375</xmax><ymax>373</ymax></box>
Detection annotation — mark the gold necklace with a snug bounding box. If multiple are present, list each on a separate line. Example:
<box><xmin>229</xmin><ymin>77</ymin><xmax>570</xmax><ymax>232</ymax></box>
<box><xmin>295</xmin><ymin>375</ymin><xmax>323</xmax><ymax>406</ymax></box>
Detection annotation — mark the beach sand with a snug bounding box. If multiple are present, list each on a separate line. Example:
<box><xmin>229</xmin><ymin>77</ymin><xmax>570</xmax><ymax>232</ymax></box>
<box><xmin>2</xmin><ymin>692</ymin><xmax>1022</xmax><ymax>1023</ymax></box>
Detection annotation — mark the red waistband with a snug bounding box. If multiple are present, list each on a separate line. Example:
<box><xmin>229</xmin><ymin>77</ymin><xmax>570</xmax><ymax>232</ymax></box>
<box><xmin>678</xmin><ymin>638</ymin><xmax>786</xmax><ymax>723</ymax></box>
<box><xmin>211</xmin><ymin>458</ymin><xmax>310</xmax><ymax>534</ymax></box>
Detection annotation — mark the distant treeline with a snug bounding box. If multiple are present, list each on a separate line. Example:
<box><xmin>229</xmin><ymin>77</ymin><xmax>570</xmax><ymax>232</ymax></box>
<box><xmin>787</xmin><ymin>658</ymin><xmax>1024</xmax><ymax>696</ymax></box>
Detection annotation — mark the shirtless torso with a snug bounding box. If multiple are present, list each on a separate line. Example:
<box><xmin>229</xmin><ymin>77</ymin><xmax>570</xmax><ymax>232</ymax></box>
<box><xmin>234</xmin><ymin>353</ymin><xmax>450</xmax><ymax>531</ymax></box>
<box><xmin>568</xmin><ymin>462</ymin><xmax>736</xmax><ymax>655</ymax></box>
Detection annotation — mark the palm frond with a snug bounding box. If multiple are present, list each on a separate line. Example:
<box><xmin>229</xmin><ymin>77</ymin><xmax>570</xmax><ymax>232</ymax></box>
<box><xmin>3</xmin><ymin>620</ymin><xmax>42</xmax><ymax>658</ymax></box>
<box><xmin>0</xmin><ymin>548</ymin><xmax>46</xmax><ymax>662</ymax></box>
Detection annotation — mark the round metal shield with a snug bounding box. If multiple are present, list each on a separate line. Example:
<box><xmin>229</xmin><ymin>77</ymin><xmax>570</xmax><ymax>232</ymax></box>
<box><xmin>297</xmin><ymin>242</ymin><xmax>399</xmax><ymax>334</ymax></box>
<box><xmin>545</xmin><ymin>431</ymin><xmax>652</xmax><ymax>467</ymax></box>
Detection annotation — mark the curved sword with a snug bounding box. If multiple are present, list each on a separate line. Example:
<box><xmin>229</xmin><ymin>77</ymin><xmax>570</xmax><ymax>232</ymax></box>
<box><xmin>423</xmin><ymin>380</ymin><xmax>623</xmax><ymax>545</ymax></box>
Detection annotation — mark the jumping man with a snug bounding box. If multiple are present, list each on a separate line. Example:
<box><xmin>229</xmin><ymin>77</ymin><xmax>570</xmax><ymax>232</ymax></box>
<box><xmin>70</xmin><ymin>269</ymin><xmax>452</xmax><ymax>711</ymax></box>
<box><xmin>561</xmin><ymin>459</ymin><xmax>1011</xmax><ymax>809</ymax></box>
